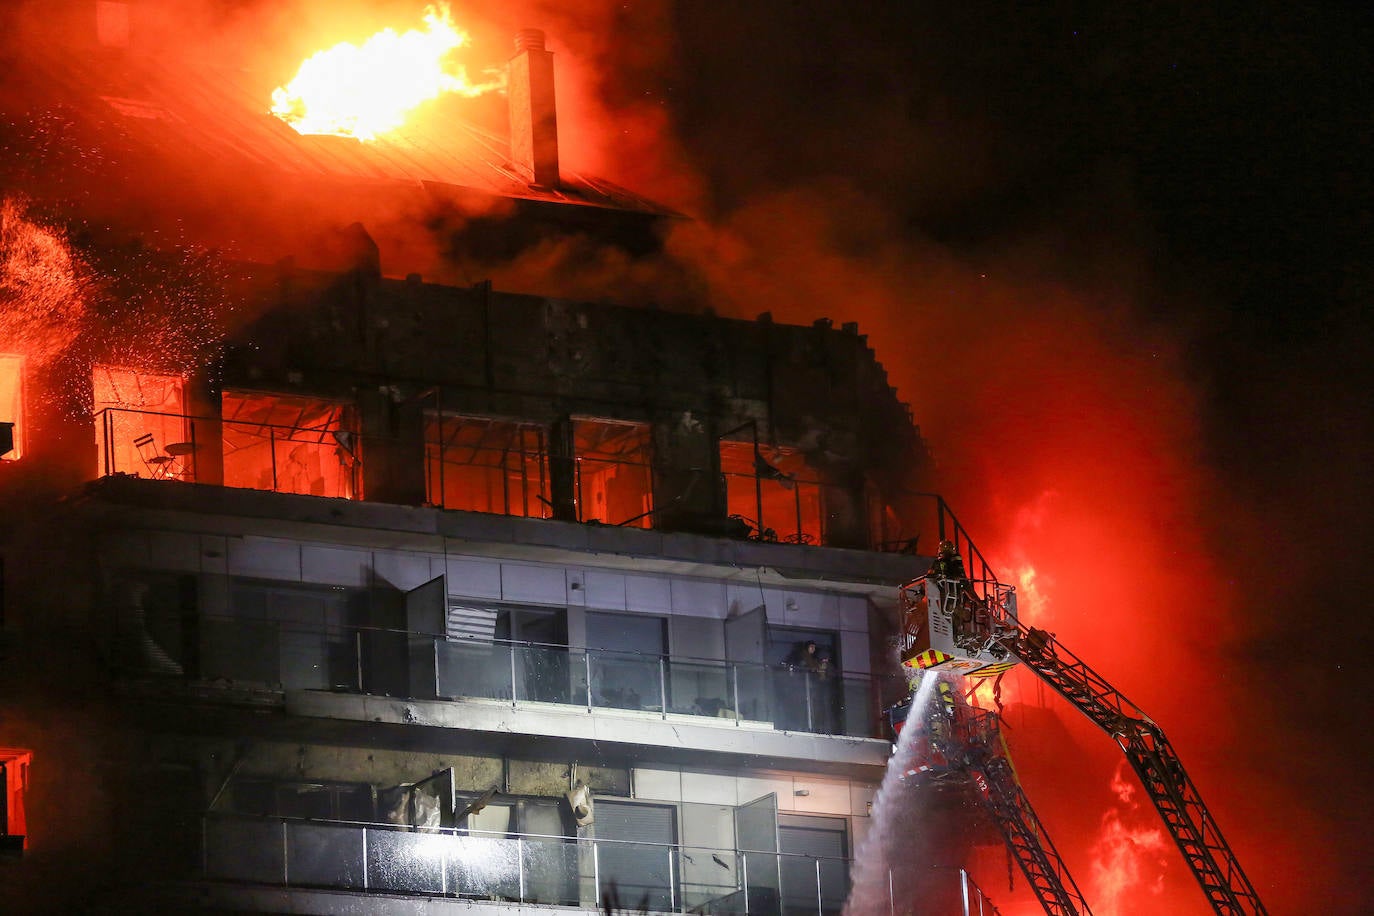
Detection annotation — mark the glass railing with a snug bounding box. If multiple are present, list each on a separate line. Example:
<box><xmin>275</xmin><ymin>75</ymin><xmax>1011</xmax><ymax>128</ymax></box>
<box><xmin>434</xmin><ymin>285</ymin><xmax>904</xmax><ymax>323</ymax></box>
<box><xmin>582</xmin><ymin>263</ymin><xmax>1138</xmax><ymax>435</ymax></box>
<box><xmin>115</xmin><ymin>614</ymin><xmax>898</xmax><ymax>739</ymax></box>
<box><xmin>201</xmin><ymin>814</ymin><xmax>853</xmax><ymax>915</ymax></box>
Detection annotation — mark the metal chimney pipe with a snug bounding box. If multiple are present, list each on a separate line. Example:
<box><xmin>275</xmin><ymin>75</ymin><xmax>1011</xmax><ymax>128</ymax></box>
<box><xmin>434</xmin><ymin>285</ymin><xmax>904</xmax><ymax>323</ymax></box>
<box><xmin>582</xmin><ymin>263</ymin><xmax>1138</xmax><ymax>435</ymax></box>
<box><xmin>508</xmin><ymin>29</ymin><xmax>560</xmax><ymax>188</ymax></box>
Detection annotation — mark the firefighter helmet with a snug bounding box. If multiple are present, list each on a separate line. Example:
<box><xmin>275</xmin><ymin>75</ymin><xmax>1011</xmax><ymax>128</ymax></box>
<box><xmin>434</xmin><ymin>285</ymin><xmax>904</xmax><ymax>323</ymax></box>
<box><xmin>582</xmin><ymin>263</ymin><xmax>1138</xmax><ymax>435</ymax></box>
<box><xmin>937</xmin><ymin>539</ymin><xmax>957</xmax><ymax>558</ymax></box>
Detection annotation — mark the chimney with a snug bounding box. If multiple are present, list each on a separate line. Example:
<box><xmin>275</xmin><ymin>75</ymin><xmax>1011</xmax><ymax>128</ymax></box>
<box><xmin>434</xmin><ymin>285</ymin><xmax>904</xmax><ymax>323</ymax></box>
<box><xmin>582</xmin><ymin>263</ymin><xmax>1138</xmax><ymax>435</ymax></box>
<box><xmin>508</xmin><ymin>29</ymin><xmax>560</xmax><ymax>189</ymax></box>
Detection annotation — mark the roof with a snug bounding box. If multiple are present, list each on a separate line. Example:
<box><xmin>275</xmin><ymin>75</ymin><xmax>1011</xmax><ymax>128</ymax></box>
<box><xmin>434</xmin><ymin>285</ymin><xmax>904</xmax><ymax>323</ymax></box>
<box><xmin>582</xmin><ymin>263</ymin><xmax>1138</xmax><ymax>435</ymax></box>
<box><xmin>4</xmin><ymin>41</ymin><xmax>673</xmax><ymax>218</ymax></box>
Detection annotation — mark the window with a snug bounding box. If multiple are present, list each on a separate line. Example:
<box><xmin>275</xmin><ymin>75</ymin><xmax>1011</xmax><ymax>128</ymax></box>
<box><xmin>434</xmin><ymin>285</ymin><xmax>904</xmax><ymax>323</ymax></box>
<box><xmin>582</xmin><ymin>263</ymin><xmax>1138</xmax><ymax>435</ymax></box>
<box><xmin>587</xmin><ymin>612</ymin><xmax>668</xmax><ymax>712</ymax></box>
<box><xmin>221</xmin><ymin>391</ymin><xmax>358</xmax><ymax>498</ymax></box>
<box><xmin>425</xmin><ymin>414</ymin><xmax>550</xmax><ymax>517</ymax></box>
<box><xmin>0</xmin><ymin>355</ymin><xmax>23</xmax><ymax>461</ymax></box>
<box><xmin>575</xmin><ymin>418</ymin><xmax>653</xmax><ymax>527</ymax></box>
<box><xmin>720</xmin><ymin>441</ymin><xmax>823</xmax><ymax>545</ymax></box>
<box><xmin>595</xmin><ymin>800</ymin><xmax>677</xmax><ymax>912</ymax></box>
<box><xmin>779</xmin><ymin>814</ymin><xmax>849</xmax><ymax>916</ymax></box>
<box><xmin>92</xmin><ymin>365</ymin><xmax>187</xmax><ymax>478</ymax></box>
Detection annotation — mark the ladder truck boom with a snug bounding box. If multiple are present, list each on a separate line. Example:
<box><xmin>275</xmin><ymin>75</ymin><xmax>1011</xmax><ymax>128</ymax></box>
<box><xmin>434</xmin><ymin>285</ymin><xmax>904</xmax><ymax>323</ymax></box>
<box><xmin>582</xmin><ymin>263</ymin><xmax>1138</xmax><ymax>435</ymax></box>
<box><xmin>898</xmin><ymin>575</ymin><xmax>1268</xmax><ymax>916</ymax></box>
<box><xmin>894</xmin><ymin>685</ymin><xmax>1091</xmax><ymax>916</ymax></box>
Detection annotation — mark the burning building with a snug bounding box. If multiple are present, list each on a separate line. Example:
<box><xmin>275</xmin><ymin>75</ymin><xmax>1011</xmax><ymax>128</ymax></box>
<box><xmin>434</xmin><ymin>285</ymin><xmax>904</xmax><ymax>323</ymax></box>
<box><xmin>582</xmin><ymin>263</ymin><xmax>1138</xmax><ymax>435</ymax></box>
<box><xmin>0</xmin><ymin>3</ymin><xmax>1019</xmax><ymax>913</ymax></box>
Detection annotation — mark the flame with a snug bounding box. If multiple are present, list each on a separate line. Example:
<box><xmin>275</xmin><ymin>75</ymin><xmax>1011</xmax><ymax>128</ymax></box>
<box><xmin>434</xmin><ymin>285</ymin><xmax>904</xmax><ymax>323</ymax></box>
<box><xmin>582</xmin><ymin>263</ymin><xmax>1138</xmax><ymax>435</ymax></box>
<box><xmin>1088</xmin><ymin>761</ymin><xmax>1169</xmax><ymax>914</ymax></box>
<box><xmin>270</xmin><ymin>4</ymin><xmax>502</xmax><ymax>141</ymax></box>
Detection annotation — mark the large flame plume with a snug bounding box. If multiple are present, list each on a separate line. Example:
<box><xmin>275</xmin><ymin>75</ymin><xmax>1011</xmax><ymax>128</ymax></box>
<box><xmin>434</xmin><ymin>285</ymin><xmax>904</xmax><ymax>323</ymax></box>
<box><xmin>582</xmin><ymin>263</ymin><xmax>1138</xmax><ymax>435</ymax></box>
<box><xmin>0</xmin><ymin>196</ymin><xmax>88</xmax><ymax>369</ymax></box>
<box><xmin>270</xmin><ymin>3</ymin><xmax>502</xmax><ymax>141</ymax></box>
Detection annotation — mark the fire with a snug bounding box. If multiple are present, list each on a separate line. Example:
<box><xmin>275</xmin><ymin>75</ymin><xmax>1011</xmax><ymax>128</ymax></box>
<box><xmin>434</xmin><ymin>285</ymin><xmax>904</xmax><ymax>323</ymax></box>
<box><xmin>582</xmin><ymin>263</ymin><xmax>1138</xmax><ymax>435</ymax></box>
<box><xmin>270</xmin><ymin>4</ymin><xmax>502</xmax><ymax>141</ymax></box>
<box><xmin>1088</xmin><ymin>761</ymin><xmax>1169</xmax><ymax>914</ymax></box>
<box><xmin>0</xmin><ymin>196</ymin><xmax>87</xmax><ymax>369</ymax></box>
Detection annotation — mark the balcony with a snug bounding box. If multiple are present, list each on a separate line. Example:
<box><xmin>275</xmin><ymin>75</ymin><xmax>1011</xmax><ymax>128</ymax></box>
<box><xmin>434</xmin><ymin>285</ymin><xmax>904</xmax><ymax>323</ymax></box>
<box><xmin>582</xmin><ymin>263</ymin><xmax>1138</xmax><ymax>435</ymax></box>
<box><xmin>201</xmin><ymin>813</ymin><xmax>851</xmax><ymax>915</ymax></box>
<box><xmin>91</xmin><ymin>407</ymin><xmax>991</xmax><ymax>570</ymax></box>
<box><xmin>115</xmin><ymin>615</ymin><xmax>899</xmax><ymax>743</ymax></box>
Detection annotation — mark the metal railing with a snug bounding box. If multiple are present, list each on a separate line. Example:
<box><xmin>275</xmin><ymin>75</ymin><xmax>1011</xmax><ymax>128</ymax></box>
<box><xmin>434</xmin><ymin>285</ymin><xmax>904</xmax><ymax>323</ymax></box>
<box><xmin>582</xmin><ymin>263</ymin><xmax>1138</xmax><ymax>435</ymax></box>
<box><xmin>200</xmin><ymin>813</ymin><xmax>852</xmax><ymax>915</ymax></box>
<box><xmin>93</xmin><ymin>407</ymin><xmax>995</xmax><ymax>565</ymax></box>
<box><xmin>114</xmin><ymin>614</ymin><xmax>899</xmax><ymax>739</ymax></box>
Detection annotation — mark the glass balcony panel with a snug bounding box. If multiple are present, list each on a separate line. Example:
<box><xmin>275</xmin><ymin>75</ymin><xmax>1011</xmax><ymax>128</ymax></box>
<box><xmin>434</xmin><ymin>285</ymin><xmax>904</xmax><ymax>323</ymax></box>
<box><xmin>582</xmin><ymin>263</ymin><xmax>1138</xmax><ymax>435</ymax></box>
<box><xmin>597</xmin><ymin>840</ymin><xmax>674</xmax><ymax>913</ymax></box>
<box><xmin>740</xmin><ymin>850</ymin><xmax>782</xmax><ymax>915</ymax></box>
<box><xmin>436</xmin><ymin>639</ymin><xmax>514</xmax><ymax>701</ymax></box>
<box><xmin>818</xmin><ymin>856</ymin><xmax>850</xmax><ymax>915</ymax></box>
<box><xmin>449</xmin><ymin>834</ymin><xmax>522</xmax><ymax>900</ymax></box>
<box><xmin>204</xmin><ymin>816</ymin><xmax>283</xmax><ymax>884</ymax></box>
<box><xmin>279</xmin><ymin>627</ymin><xmax>330</xmax><ymax>691</ymax></box>
<box><xmin>514</xmin><ymin>644</ymin><xmax>584</xmax><ymax>705</ymax></box>
<box><xmin>286</xmin><ymin>821</ymin><xmax>365</xmax><ymax>889</ymax></box>
<box><xmin>839</xmin><ymin>676</ymin><xmax>874</xmax><ymax>738</ymax></box>
<box><xmin>365</xmin><ymin>827</ymin><xmax>446</xmax><ymax>894</ymax></box>
<box><xmin>668</xmin><ymin>658</ymin><xmax>733</xmax><ymax>718</ymax></box>
<box><xmin>679</xmin><ymin>846</ymin><xmax>740</xmax><ymax>912</ymax></box>
<box><xmin>732</xmin><ymin>663</ymin><xmax>773</xmax><ymax>724</ymax></box>
<box><xmin>521</xmin><ymin>836</ymin><xmax>580</xmax><ymax>906</ymax></box>
<box><xmin>589</xmin><ymin>649</ymin><xmax>663</xmax><ymax>712</ymax></box>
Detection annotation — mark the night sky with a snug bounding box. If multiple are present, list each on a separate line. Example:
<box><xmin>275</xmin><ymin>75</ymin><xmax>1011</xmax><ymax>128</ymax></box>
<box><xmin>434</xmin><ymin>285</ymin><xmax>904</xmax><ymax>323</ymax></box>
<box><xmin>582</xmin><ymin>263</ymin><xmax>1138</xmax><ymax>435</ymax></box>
<box><xmin>2</xmin><ymin>1</ymin><xmax>1370</xmax><ymax>912</ymax></box>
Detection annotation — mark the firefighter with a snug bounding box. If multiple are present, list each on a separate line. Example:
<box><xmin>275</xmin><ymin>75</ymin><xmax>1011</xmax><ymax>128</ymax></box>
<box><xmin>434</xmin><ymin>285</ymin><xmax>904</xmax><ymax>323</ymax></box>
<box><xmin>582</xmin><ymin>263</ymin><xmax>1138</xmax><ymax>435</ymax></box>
<box><xmin>930</xmin><ymin>539</ymin><xmax>977</xmax><ymax>635</ymax></box>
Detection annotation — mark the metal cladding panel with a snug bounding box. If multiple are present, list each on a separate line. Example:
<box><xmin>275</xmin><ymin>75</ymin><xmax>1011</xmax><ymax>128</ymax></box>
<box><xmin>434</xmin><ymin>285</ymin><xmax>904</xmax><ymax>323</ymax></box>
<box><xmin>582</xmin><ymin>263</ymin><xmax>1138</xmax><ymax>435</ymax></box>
<box><xmin>501</xmin><ymin>563</ymin><xmax>567</xmax><ymax>605</ymax></box>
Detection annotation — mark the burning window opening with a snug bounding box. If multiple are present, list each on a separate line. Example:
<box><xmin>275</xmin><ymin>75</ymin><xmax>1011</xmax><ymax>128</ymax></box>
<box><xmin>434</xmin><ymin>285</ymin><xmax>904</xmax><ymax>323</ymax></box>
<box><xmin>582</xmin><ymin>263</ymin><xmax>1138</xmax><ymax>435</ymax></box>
<box><xmin>573</xmin><ymin>418</ymin><xmax>653</xmax><ymax>528</ymax></box>
<box><xmin>270</xmin><ymin>3</ymin><xmax>504</xmax><ymax>142</ymax></box>
<box><xmin>719</xmin><ymin>440</ymin><xmax>823</xmax><ymax>545</ymax></box>
<box><xmin>424</xmin><ymin>413</ymin><xmax>551</xmax><ymax>517</ymax></box>
<box><xmin>92</xmin><ymin>366</ymin><xmax>188</xmax><ymax>479</ymax></box>
<box><xmin>221</xmin><ymin>392</ymin><xmax>358</xmax><ymax>499</ymax></box>
<box><xmin>0</xmin><ymin>355</ymin><xmax>22</xmax><ymax>461</ymax></box>
<box><xmin>0</xmin><ymin>748</ymin><xmax>32</xmax><ymax>857</ymax></box>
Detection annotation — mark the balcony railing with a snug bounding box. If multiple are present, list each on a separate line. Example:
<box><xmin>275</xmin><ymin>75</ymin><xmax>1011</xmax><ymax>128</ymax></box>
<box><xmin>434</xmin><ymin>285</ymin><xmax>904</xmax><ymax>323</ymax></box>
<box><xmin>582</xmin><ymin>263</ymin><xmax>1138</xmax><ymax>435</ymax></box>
<box><xmin>115</xmin><ymin>614</ymin><xmax>900</xmax><ymax>739</ymax></box>
<box><xmin>93</xmin><ymin>407</ymin><xmax>994</xmax><ymax>564</ymax></box>
<box><xmin>201</xmin><ymin>813</ymin><xmax>851</xmax><ymax>915</ymax></box>
<box><xmin>199</xmin><ymin>815</ymin><xmax>1000</xmax><ymax>915</ymax></box>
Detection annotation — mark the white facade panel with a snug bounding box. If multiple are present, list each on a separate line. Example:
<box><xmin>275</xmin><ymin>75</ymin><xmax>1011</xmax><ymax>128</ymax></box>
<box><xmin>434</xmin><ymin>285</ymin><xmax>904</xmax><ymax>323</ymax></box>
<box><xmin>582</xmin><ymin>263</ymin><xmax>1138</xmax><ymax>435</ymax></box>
<box><xmin>838</xmin><ymin>596</ymin><xmax>869</xmax><ymax>632</ymax></box>
<box><xmin>790</xmin><ymin>777</ymin><xmax>850</xmax><ymax>816</ymax></box>
<box><xmin>682</xmin><ymin>771</ymin><xmax>736</xmax><ymax>806</ymax></box>
<box><xmin>582</xmin><ymin>570</ymin><xmax>627</xmax><ymax>610</ymax></box>
<box><xmin>783</xmin><ymin>591</ymin><xmax>839</xmax><ymax>629</ymax></box>
<box><xmin>738</xmin><ymin>776</ymin><xmax>793</xmax><ymax>812</ymax></box>
<box><xmin>632</xmin><ymin>768</ymin><xmax>682</xmax><ymax>802</ymax></box>
<box><xmin>849</xmin><ymin>783</ymin><xmax>877</xmax><ymax>818</ymax></box>
<box><xmin>670</xmin><ymin>579</ymin><xmax>727</xmax><ymax>618</ymax></box>
<box><xmin>301</xmin><ymin>546</ymin><xmax>369</xmax><ymax>587</ymax></box>
<box><xmin>372</xmin><ymin>550</ymin><xmax>434</xmax><ymax>592</ymax></box>
<box><xmin>443</xmin><ymin>556</ymin><xmax>502</xmax><ymax>600</ymax></box>
<box><xmin>625</xmin><ymin>574</ymin><xmax>671</xmax><ymax>612</ymax></box>
<box><xmin>227</xmin><ymin>537</ymin><xmax>301</xmax><ymax>580</ymax></box>
<box><xmin>501</xmin><ymin>562</ymin><xmax>566</xmax><ymax>605</ymax></box>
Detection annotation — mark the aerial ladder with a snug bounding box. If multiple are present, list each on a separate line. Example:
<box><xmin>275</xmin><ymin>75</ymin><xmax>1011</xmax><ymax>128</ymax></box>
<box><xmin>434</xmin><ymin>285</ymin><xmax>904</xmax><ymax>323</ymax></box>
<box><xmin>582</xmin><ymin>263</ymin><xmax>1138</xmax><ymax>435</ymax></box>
<box><xmin>897</xmin><ymin>572</ymin><xmax>1267</xmax><ymax>916</ymax></box>
<box><xmin>893</xmin><ymin>680</ymin><xmax>1092</xmax><ymax>916</ymax></box>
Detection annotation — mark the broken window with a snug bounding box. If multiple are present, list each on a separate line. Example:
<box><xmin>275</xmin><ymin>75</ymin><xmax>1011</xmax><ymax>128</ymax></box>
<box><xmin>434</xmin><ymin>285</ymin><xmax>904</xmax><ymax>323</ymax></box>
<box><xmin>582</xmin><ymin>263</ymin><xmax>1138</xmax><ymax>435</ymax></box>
<box><xmin>92</xmin><ymin>366</ymin><xmax>188</xmax><ymax>479</ymax></box>
<box><xmin>221</xmin><ymin>391</ymin><xmax>358</xmax><ymax>499</ymax></box>
<box><xmin>575</xmin><ymin>418</ymin><xmax>653</xmax><ymax>527</ymax></box>
<box><xmin>425</xmin><ymin>414</ymin><xmax>550</xmax><ymax>517</ymax></box>
<box><xmin>720</xmin><ymin>440</ymin><xmax>823</xmax><ymax>545</ymax></box>
<box><xmin>0</xmin><ymin>355</ymin><xmax>23</xmax><ymax>461</ymax></box>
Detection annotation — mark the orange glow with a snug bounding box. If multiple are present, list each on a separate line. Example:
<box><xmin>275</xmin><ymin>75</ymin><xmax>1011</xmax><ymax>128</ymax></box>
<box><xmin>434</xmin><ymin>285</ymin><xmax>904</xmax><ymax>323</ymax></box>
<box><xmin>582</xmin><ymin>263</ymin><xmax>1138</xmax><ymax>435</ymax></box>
<box><xmin>0</xmin><ymin>355</ymin><xmax>24</xmax><ymax>461</ymax></box>
<box><xmin>1087</xmin><ymin>762</ymin><xmax>1169</xmax><ymax>913</ymax></box>
<box><xmin>92</xmin><ymin>366</ymin><xmax>188</xmax><ymax>479</ymax></box>
<box><xmin>575</xmin><ymin>418</ymin><xmax>653</xmax><ymax>527</ymax></box>
<box><xmin>270</xmin><ymin>3</ymin><xmax>501</xmax><ymax>141</ymax></box>
<box><xmin>221</xmin><ymin>392</ymin><xmax>357</xmax><ymax>499</ymax></box>
<box><xmin>425</xmin><ymin>413</ymin><xmax>551</xmax><ymax>517</ymax></box>
<box><xmin>720</xmin><ymin>440</ymin><xmax>823</xmax><ymax>543</ymax></box>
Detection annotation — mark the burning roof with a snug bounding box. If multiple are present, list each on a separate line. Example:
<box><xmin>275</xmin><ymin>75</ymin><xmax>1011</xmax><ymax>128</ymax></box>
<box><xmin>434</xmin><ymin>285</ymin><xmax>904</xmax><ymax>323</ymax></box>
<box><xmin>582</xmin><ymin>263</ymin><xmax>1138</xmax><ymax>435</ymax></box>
<box><xmin>0</xmin><ymin>3</ymin><xmax>672</xmax><ymax>267</ymax></box>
